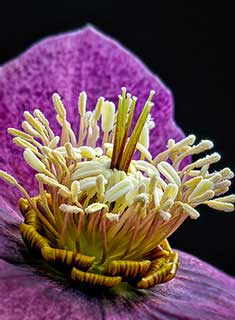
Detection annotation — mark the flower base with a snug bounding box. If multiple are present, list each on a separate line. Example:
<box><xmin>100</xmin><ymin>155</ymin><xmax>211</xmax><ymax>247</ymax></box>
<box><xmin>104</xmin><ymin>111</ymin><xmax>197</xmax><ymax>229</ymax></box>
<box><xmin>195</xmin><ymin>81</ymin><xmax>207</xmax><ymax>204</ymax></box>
<box><xmin>19</xmin><ymin>196</ymin><xmax>179</xmax><ymax>289</ymax></box>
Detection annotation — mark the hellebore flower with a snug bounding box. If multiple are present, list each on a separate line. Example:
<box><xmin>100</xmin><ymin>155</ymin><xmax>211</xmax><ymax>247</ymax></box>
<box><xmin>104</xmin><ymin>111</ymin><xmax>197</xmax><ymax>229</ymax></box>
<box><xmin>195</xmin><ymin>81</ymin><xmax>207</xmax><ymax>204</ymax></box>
<box><xmin>0</xmin><ymin>26</ymin><xmax>235</xmax><ymax>320</ymax></box>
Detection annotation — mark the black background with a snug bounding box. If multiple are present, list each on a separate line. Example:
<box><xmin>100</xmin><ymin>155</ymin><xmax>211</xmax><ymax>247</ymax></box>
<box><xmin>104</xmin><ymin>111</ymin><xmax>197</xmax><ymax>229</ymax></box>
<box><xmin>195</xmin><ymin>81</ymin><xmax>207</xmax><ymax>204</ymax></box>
<box><xmin>0</xmin><ymin>1</ymin><xmax>234</xmax><ymax>275</ymax></box>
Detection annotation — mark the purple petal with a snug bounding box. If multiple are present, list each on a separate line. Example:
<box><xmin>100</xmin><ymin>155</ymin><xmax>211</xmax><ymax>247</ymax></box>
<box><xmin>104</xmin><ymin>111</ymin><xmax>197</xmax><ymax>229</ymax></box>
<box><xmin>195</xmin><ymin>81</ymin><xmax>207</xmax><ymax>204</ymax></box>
<box><xmin>0</xmin><ymin>26</ymin><xmax>184</xmax><ymax>206</ymax></box>
<box><xmin>1</xmin><ymin>197</ymin><xmax>234</xmax><ymax>319</ymax></box>
<box><xmin>0</xmin><ymin>250</ymin><xmax>235</xmax><ymax>320</ymax></box>
<box><xmin>0</xmin><ymin>196</ymin><xmax>24</xmax><ymax>263</ymax></box>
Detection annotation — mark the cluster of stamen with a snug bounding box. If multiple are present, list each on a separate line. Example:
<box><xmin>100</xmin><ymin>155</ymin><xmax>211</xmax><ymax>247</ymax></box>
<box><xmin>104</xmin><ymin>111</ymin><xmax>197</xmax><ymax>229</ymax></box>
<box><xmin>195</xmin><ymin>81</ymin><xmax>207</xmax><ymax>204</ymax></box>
<box><xmin>0</xmin><ymin>88</ymin><xmax>234</xmax><ymax>289</ymax></box>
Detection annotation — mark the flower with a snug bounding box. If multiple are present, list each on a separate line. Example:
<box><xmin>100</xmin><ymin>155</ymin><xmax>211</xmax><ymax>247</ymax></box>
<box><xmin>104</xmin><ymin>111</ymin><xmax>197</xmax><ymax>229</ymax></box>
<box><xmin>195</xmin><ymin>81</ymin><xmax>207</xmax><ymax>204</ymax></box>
<box><xmin>0</xmin><ymin>26</ymin><xmax>235</xmax><ymax>319</ymax></box>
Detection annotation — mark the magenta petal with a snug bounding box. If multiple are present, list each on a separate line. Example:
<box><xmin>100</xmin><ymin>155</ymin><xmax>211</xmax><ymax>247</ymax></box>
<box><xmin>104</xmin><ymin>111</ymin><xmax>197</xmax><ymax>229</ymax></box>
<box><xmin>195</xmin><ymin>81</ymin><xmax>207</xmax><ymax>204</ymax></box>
<box><xmin>0</xmin><ymin>251</ymin><xmax>235</xmax><ymax>320</ymax></box>
<box><xmin>0</xmin><ymin>26</ymin><xmax>184</xmax><ymax>206</ymax></box>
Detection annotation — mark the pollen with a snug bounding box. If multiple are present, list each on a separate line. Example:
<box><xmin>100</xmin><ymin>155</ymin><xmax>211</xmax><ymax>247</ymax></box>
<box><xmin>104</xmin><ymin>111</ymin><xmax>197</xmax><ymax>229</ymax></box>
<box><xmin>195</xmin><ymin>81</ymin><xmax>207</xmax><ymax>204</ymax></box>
<box><xmin>0</xmin><ymin>88</ymin><xmax>234</xmax><ymax>289</ymax></box>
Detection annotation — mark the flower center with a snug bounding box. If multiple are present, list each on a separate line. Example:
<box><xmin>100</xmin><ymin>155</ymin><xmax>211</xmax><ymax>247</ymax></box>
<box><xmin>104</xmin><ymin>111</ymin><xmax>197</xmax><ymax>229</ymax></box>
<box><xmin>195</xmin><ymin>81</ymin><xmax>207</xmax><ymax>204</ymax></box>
<box><xmin>0</xmin><ymin>88</ymin><xmax>234</xmax><ymax>289</ymax></box>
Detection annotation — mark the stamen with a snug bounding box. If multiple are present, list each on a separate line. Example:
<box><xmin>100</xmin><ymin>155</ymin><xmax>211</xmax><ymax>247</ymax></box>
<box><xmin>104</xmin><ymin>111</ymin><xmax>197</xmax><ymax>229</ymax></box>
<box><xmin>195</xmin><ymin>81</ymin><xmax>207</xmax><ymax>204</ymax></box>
<box><xmin>181</xmin><ymin>203</ymin><xmax>200</xmax><ymax>219</ymax></box>
<box><xmin>48</xmin><ymin>136</ymin><xmax>60</xmax><ymax>149</ymax></box>
<box><xmin>204</xmin><ymin>200</ymin><xmax>234</xmax><ymax>212</ymax></box>
<box><xmin>85</xmin><ymin>203</ymin><xmax>108</xmax><ymax>214</ymax></box>
<box><xmin>8</xmin><ymin>128</ymin><xmax>34</xmax><ymax>141</ymax></box>
<box><xmin>71</xmin><ymin>181</ymin><xmax>81</xmax><ymax>203</ymax></box>
<box><xmin>23</xmin><ymin>149</ymin><xmax>51</xmax><ymax>175</ymax></box>
<box><xmin>24</xmin><ymin>111</ymin><xmax>46</xmax><ymax>135</ymax></box>
<box><xmin>101</xmin><ymin>101</ymin><xmax>115</xmax><ymax>144</ymax></box>
<box><xmin>188</xmin><ymin>179</ymin><xmax>213</xmax><ymax>202</ymax></box>
<box><xmin>22</xmin><ymin>121</ymin><xmax>42</xmax><ymax>139</ymax></box>
<box><xmin>33</xmin><ymin>109</ymin><xmax>55</xmax><ymax>139</ymax></box>
<box><xmin>104</xmin><ymin>179</ymin><xmax>132</xmax><ymax>203</ymax></box>
<box><xmin>0</xmin><ymin>170</ymin><xmax>18</xmax><ymax>186</ymax></box>
<box><xmin>1</xmin><ymin>89</ymin><xmax>234</xmax><ymax>290</ymax></box>
<box><xmin>157</xmin><ymin>161</ymin><xmax>181</xmax><ymax>186</ymax></box>
<box><xmin>13</xmin><ymin>137</ymin><xmax>40</xmax><ymax>156</ymax></box>
<box><xmin>77</xmin><ymin>91</ymin><xmax>87</xmax><ymax>146</ymax></box>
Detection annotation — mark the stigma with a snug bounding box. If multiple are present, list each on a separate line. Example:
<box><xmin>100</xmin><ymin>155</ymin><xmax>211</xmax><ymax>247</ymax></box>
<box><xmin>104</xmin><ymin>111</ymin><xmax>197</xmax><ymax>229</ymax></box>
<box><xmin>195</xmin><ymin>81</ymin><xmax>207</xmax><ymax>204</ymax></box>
<box><xmin>0</xmin><ymin>88</ymin><xmax>234</xmax><ymax>289</ymax></box>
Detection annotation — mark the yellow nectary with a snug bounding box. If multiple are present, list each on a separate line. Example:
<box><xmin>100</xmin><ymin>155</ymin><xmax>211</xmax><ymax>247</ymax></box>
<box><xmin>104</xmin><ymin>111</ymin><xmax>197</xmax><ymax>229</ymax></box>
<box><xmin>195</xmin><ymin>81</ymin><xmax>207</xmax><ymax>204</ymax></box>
<box><xmin>0</xmin><ymin>88</ymin><xmax>234</xmax><ymax>288</ymax></box>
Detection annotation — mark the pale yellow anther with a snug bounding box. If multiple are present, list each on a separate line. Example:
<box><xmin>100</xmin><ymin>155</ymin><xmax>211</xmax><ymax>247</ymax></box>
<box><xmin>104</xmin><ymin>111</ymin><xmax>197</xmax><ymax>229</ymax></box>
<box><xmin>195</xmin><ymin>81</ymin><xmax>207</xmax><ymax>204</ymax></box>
<box><xmin>135</xmin><ymin>160</ymin><xmax>159</xmax><ymax>176</ymax></box>
<box><xmin>58</xmin><ymin>187</ymin><xmax>72</xmax><ymax>198</ymax></box>
<box><xmin>170</xmin><ymin>135</ymin><xmax>196</xmax><ymax>152</ymax></box>
<box><xmin>101</xmin><ymin>101</ymin><xmax>115</xmax><ymax>133</ymax></box>
<box><xmin>23</xmin><ymin>148</ymin><xmax>46</xmax><ymax>173</ymax></box>
<box><xmin>22</xmin><ymin>121</ymin><xmax>41</xmax><ymax>138</ymax></box>
<box><xmin>162</xmin><ymin>199</ymin><xmax>174</xmax><ymax>211</ymax></box>
<box><xmin>214</xmin><ymin>186</ymin><xmax>229</xmax><ymax>197</ymax></box>
<box><xmin>186</xmin><ymin>170</ymin><xmax>200</xmax><ymax>177</ymax></box>
<box><xmin>78</xmin><ymin>146</ymin><xmax>96</xmax><ymax>159</ymax></box>
<box><xmin>24</xmin><ymin>111</ymin><xmax>45</xmax><ymax>134</ymax></box>
<box><xmin>205</xmin><ymin>200</ymin><xmax>234</xmax><ymax>212</ymax></box>
<box><xmin>181</xmin><ymin>203</ymin><xmax>200</xmax><ymax>219</ymax></box>
<box><xmin>208</xmin><ymin>172</ymin><xmax>222</xmax><ymax>183</ymax></box>
<box><xmin>52</xmin><ymin>93</ymin><xmax>66</xmax><ymax>119</ymax></box>
<box><xmin>71</xmin><ymin>181</ymin><xmax>81</xmax><ymax>202</ymax></box>
<box><xmin>124</xmin><ymin>187</ymin><xmax>138</xmax><ymax>204</ymax></box>
<box><xmin>136</xmin><ymin>143</ymin><xmax>152</xmax><ymax>162</ymax></box>
<box><xmin>96</xmin><ymin>175</ymin><xmax>106</xmax><ymax>195</ymax></box>
<box><xmin>105</xmin><ymin>179</ymin><xmax>132</xmax><ymax>203</ymax></box>
<box><xmin>8</xmin><ymin>128</ymin><xmax>33</xmax><ymax>141</ymax></box>
<box><xmin>194</xmin><ymin>153</ymin><xmax>221</xmax><ymax>168</ymax></box>
<box><xmin>181</xmin><ymin>140</ymin><xmax>214</xmax><ymax>158</ymax></box>
<box><xmin>0</xmin><ymin>170</ymin><xmax>18</xmax><ymax>186</ymax></box>
<box><xmin>215</xmin><ymin>194</ymin><xmax>235</xmax><ymax>203</ymax></box>
<box><xmin>200</xmin><ymin>164</ymin><xmax>210</xmax><ymax>176</ymax></box>
<box><xmin>93</xmin><ymin>97</ymin><xmax>104</xmax><ymax>122</ymax></box>
<box><xmin>188</xmin><ymin>179</ymin><xmax>213</xmax><ymax>202</ymax></box>
<box><xmin>160</xmin><ymin>183</ymin><xmax>178</xmax><ymax>206</ymax></box>
<box><xmin>36</xmin><ymin>174</ymin><xmax>60</xmax><ymax>188</ymax></box>
<box><xmin>13</xmin><ymin>137</ymin><xmax>39</xmax><ymax>154</ymax></box>
<box><xmin>184</xmin><ymin>176</ymin><xmax>202</xmax><ymax>188</ymax></box>
<box><xmin>214</xmin><ymin>180</ymin><xmax>231</xmax><ymax>189</ymax></box>
<box><xmin>190</xmin><ymin>190</ymin><xmax>215</xmax><ymax>204</ymax></box>
<box><xmin>79</xmin><ymin>177</ymin><xmax>97</xmax><ymax>191</ymax></box>
<box><xmin>157</xmin><ymin>161</ymin><xmax>181</xmax><ymax>186</ymax></box>
<box><xmin>159</xmin><ymin>210</ymin><xmax>171</xmax><ymax>221</ymax></box>
<box><xmin>105</xmin><ymin>212</ymin><xmax>120</xmax><ymax>222</ymax></box>
<box><xmin>59</xmin><ymin>204</ymin><xmax>83</xmax><ymax>214</ymax></box>
<box><xmin>78</xmin><ymin>91</ymin><xmax>87</xmax><ymax>117</ymax></box>
<box><xmin>65</xmin><ymin>142</ymin><xmax>77</xmax><ymax>160</ymax></box>
<box><xmin>134</xmin><ymin>193</ymin><xmax>149</xmax><ymax>206</ymax></box>
<box><xmin>85</xmin><ymin>203</ymin><xmax>108</xmax><ymax>214</ymax></box>
<box><xmin>149</xmin><ymin>174</ymin><xmax>158</xmax><ymax>194</ymax></box>
<box><xmin>72</xmin><ymin>166</ymin><xmax>103</xmax><ymax>180</ymax></box>
<box><xmin>52</xmin><ymin>150</ymin><xmax>67</xmax><ymax>166</ymax></box>
<box><xmin>33</xmin><ymin>109</ymin><xmax>50</xmax><ymax>127</ymax></box>
<box><xmin>41</xmin><ymin>146</ymin><xmax>53</xmax><ymax>158</ymax></box>
<box><xmin>153</xmin><ymin>187</ymin><xmax>163</xmax><ymax>208</ymax></box>
<box><xmin>48</xmin><ymin>136</ymin><xmax>60</xmax><ymax>149</ymax></box>
<box><xmin>173</xmin><ymin>140</ymin><xmax>214</xmax><ymax>169</ymax></box>
<box><xmin>220</xmin><ymin>168</ymin><xmax>234</xmax><ymax>180</ymax></box>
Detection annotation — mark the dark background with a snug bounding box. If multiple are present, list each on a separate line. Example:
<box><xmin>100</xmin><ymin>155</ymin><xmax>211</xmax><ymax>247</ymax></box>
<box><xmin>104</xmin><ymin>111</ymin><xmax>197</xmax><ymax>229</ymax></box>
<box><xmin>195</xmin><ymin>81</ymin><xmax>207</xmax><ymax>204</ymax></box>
<box><xmin>1</xmin><ymin>1</ymin><xmax>234</xmax><ymax>275</ymax></box>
